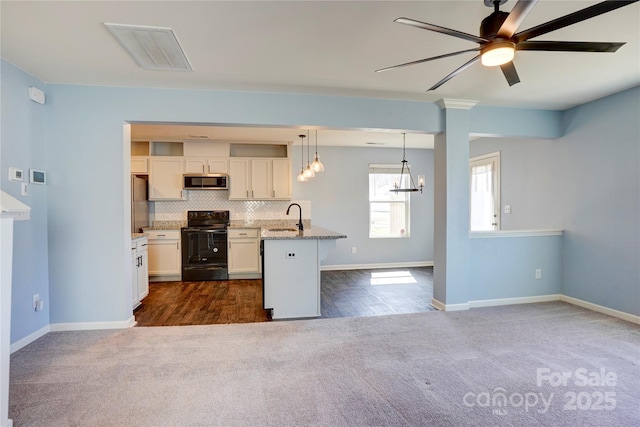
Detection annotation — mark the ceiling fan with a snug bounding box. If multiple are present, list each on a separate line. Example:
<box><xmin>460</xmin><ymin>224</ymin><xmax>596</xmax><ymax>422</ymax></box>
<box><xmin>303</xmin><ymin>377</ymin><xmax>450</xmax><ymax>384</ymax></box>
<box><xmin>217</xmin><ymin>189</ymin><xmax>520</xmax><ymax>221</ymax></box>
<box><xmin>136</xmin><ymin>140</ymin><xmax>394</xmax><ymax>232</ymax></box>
<box><xmin>376</xmin><ymin>0</ymin><xmax>639</xmax><ymax>90</ymax></box>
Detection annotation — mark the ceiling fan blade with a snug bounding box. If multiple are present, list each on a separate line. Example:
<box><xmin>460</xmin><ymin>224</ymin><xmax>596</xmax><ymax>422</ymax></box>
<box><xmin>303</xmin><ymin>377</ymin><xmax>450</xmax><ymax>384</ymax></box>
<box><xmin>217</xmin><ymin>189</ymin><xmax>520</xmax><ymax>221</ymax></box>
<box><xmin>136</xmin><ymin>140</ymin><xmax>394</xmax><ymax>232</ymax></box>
<box><xmin>395</xmin><ymin>17</ymin><xmax>489</xmax><ymax>44</ymax></box>
<box><xmin>376</xmin><ymin>48</ymin><xmax>481</xmax><ymax>73</ymax></box>
<box><xmin>497</xmin><ymin>0</ymin><xmax>539</xmax><ymax>39</ymax></box>
<box><xmin>427</xmin><ymin>55</ymin><xmax>480</xmax><ymax>91</ymax></box>
<box><xmin>517</xmin><ymin>41</ymin><xmax>625</xmax><ymax>53</ymax></box>
<box><xmin>500</xmin><ymin>62</ymin><xmax>521</xmax><ymax>86</ymax></box>
<box><xmin>515</xmin><ymin>0</ymin><xmax>639</xmax><ymax>42</ymax></box>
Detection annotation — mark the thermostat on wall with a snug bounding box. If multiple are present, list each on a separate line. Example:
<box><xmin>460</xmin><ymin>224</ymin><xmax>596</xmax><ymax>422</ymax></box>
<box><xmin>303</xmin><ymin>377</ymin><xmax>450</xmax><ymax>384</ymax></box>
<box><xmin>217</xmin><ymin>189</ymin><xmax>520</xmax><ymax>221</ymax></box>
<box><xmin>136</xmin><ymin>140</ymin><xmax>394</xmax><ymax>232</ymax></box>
<box><xmin>29</xmin><ymin>169</ymin><xmax>46</xmax><ymax>185</ymax></box>
<box><xmin>28</xmin><ymin>86</ymin><xmax>46</xmax><ymax>105</ymax></box>
<box><xmin>8</xmin><ymin>167</ymin><xmax>23</xmax><ymax>182</ymax></box>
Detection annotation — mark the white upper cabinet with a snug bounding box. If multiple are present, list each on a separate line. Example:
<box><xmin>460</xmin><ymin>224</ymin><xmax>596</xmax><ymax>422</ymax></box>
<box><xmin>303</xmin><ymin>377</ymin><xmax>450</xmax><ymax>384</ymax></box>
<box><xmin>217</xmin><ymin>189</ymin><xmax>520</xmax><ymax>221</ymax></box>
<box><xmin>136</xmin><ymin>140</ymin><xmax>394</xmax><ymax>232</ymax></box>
<box><xmin>250</xmin><ymin>159</ymin><xmax>272</xmax><ymax>199</ymax></box>
<box><xmin>229</xmin><ymin>158</ymin><xmax>291</xmax><ymax>200</ymax></box>
<box><xmin>149</xmin><ymin>158</ymin><xmax>184</xmax><ymax>200</ymax></box>
<box><xmin>272</xmin><ymin>159</ymin><xmax>292</xmax><ymax>200</ymax></box>
<box><xmin>184</xmin><ymin>157</ymin><xmax>228</xmax><ymax>174</ymax></box>
<box><xmin>131</xmin><ymin>157</ymin><xmax>148</xmax><ymax>174</ymax></box>
<box><xmin>229</xmin><ymin>159</ymin><xmax>251</xmax><ymax>199</ymax></box>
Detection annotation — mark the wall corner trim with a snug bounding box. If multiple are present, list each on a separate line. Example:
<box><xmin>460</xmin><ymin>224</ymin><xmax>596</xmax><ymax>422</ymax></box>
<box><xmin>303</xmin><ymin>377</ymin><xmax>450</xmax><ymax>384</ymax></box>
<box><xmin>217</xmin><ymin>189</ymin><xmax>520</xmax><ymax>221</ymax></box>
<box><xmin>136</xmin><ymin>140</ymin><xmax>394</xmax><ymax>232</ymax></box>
<box><xmin>560</xmin><ymin>295</ymin><xmax>640</xmax><ymax>325</ymax></box>
<box><xmin>431</xmin><ymin>298</ymin><xmax>470</xmax><ymax>311</ymax></box>
<box><xmin>469</xmin><ymin>294</ymin><xmax>561</xmax><ymax>308</ymax></box>
<box><xmin>49</xmin><ymin>316</ymin><xmax>136</xmax><ymax>332</ymax></box>
<box><xmin>10</xmin><ymin>325</ymin><xmax>50</xmax><ymax>354</ymax></box>
<box><xmin>437</xmin><ymin>98</ymin><xmax>479</xmax><ymax>110</ymax></box>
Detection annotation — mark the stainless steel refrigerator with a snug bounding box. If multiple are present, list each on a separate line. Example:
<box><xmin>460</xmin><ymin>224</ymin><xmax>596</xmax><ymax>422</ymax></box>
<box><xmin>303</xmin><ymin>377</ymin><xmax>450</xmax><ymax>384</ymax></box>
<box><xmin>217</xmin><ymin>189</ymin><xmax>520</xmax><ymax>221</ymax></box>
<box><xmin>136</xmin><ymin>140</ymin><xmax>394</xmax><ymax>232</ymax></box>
<box><xmin>131</xmin><ymin>175</ymin><xmax>150</xmax><ymax>233</ymax></box>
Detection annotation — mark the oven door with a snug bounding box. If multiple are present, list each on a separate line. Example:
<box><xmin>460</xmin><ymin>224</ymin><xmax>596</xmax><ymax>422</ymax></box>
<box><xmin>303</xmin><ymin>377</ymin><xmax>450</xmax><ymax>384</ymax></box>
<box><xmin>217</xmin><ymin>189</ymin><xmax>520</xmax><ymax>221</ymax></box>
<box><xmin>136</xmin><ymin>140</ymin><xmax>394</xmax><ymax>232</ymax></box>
<box><xmin>181</xmin><ymin>228</ymin><xmax>228</xmax><ymax>281</ymax></box>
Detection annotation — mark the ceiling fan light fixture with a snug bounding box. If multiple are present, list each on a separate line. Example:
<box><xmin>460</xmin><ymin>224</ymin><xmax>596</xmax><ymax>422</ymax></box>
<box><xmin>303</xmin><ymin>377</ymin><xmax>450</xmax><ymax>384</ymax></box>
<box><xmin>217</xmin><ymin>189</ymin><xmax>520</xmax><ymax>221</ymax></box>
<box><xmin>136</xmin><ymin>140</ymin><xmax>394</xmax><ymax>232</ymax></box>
<box><xmin>481</xmin><ymin>41</ymin><xmax>515</xmax><ymax>66</ymax></box>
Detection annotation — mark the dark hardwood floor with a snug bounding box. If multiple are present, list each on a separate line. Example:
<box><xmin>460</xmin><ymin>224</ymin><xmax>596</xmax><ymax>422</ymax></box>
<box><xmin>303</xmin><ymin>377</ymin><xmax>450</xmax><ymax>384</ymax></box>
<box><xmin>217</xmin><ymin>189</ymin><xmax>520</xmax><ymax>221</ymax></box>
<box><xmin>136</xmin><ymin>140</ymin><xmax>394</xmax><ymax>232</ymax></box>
<box><xmin>321</xmin><ymin>267</ymin><xmax>435</xmax><ymax>318</ymax></box>
<box><xmin>134</xmin><ymin>267</ymin><xmax>434</xmax><ymax>327</ymax></box>
<box><xmin>134</xmin><ymin>280</ymin><xmax>270</xmax><ymax>327</ymax></box>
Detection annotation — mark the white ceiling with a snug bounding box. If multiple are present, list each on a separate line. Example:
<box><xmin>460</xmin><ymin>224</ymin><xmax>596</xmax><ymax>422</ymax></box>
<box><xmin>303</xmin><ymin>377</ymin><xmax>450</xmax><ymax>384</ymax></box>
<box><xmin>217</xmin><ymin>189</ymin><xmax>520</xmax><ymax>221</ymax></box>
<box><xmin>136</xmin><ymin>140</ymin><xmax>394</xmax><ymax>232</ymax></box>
<box><xmin>2</xmin><ymin>0</ymin><xmax>639</xmax><ymax>147</ymax></box>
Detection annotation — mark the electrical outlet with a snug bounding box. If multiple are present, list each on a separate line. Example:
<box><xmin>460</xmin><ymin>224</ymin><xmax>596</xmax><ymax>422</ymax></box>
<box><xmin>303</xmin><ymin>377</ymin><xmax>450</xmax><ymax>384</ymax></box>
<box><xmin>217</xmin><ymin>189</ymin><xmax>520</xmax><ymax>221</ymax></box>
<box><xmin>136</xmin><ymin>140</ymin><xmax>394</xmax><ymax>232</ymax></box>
<box><xmin>286</xmin><ymin>251</ymin><xmax>296</xmax><ymax>259</ymax></box>
<box><xmin>37</xmin><ymin>300</ymin><xmax>45</xmax><ymax>311</ymax></box>
<box><xmin>32</xmin><ymin>293</ymin><xmax>40</xmax><ymax>311</ymax></box>
<box><xmin>351</xmin><ymin>247</ymin><xmax>357</xmax><ymax>254</ymax></box>
<box><xmin>535</xmin><ymin>269</ymin><xmax>542</xmax><ymax>280</ymax></box>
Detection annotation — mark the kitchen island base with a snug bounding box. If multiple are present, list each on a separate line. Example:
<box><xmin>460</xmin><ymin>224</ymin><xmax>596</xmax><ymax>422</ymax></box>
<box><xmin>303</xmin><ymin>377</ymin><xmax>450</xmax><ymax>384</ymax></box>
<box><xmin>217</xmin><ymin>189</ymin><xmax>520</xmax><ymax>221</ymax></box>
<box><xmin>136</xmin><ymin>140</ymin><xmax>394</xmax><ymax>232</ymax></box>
<box><xmin>263</xmin><ymin>237</ymin><xmax>339</xmax><ymax>320</ymax></box>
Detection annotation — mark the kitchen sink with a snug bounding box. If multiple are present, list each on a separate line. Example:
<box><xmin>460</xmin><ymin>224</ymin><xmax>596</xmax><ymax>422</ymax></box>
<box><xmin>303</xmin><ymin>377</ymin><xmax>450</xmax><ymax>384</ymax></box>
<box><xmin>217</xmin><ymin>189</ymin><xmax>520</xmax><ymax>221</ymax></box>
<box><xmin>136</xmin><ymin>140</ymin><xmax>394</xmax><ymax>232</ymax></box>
<box><xmin>267</xmin><ymin>227</ymin><xmax>299</xmax><ymax>232</ymax></box>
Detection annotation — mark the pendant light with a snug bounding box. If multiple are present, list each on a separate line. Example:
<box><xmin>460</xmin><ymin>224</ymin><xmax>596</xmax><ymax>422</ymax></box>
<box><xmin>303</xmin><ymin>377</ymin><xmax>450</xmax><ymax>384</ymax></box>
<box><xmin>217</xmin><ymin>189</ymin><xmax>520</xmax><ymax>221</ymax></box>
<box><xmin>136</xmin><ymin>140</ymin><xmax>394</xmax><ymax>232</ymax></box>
<box><xmin>303</xmin><ymin>129</ymin><xmax>315</xmax><ymax>179</ymax></box>
<box><xmin>391</xmin><ymin>133</ymin><xmax>424</xmax><ymax>194</ymax></box>
<box><xmin>296</xmin><ymin>134</ymin><xmax>307</xmax><ymax>182</ymax></box>
<box><xmin>311</xmin><ymin>129</ymin><xmax>325</xmax><ymax>173</ymax></box>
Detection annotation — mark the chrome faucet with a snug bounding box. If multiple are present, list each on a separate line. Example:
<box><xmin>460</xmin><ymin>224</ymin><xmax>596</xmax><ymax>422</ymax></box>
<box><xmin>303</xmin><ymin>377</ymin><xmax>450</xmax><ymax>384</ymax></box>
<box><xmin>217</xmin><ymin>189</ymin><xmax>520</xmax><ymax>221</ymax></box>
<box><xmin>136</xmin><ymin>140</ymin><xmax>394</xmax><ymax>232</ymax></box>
<box><xmin>286</xmin><ymin>203</ymin><xmax>303</xmax><ymax>232</ymax></box>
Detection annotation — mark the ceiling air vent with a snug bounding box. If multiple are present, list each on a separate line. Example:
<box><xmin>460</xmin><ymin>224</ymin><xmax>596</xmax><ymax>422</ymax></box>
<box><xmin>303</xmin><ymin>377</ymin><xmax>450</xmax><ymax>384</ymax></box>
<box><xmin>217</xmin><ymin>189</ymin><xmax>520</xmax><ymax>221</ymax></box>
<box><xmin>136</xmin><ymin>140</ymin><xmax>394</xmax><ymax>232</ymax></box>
<box><xmin>104</xmin><ymin>23</ymin><xmax>192</xmax><ymax>71</ymax></box>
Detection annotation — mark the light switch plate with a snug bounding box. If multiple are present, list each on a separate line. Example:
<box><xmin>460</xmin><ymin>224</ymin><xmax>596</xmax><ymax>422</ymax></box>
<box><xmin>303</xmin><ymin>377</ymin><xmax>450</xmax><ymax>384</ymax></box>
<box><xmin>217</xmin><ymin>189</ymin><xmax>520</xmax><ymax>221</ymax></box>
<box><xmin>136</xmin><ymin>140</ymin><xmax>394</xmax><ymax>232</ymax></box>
<box><xmin>21</xmin><ymin>183</ymin><xmax>28</xmax><ymax>196</ymax></box>
<box><xmin>504</xmin><ymin>205</ymin><xmax>512</xmax><ymax>214</ymax></box>
<box><xmin>8</xmin><ymin>167</ymin><xmax>23</xmax><ymax>182</ymax></box>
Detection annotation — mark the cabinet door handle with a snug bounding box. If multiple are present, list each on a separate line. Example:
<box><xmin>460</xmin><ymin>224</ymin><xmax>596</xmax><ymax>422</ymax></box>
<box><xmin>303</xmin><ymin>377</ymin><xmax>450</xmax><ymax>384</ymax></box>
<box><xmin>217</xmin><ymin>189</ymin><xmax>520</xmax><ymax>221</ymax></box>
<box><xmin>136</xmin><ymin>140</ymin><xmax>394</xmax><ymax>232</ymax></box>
<box><xmin>239</xmin><ymin>233</ymin><xmax>247</xmax><ymax>236</ymax></box>
<box><xmin>272</xmin><ymin>190</ymin><xmax>275</xmax><ymax>197</ymax></box>
<box><xmin>157</xmin><ymin>234</ymin><xmax>166</xmax><ymax>237</ymax></box>
<box><xmin>176</xmin><ymin>242</ymin><xmax>179</xmax><ymax>250</ymax></box>
<box><xmin>251</xmin><ymin>190</ymin><xmax>254</xmax><ymax>198</ymax></box>
<box><xmin>246</xmin><ymin>190</ymin><xmax>249</xmax><ymax>198</ymax></box>
<box><xmin>141</xmin><ymin>243</ymin><xmax>147</xmax><ymax>247</ymax></box>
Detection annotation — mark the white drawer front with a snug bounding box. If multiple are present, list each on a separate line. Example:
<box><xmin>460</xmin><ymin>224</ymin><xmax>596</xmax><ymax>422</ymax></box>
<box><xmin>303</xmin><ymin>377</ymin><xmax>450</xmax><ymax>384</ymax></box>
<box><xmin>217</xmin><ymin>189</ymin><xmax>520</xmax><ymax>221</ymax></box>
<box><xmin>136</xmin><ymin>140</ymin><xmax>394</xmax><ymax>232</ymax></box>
<box><xmin>228</xmin><ymin>228</ymin><xmax>259</xmax><ymax>239</ymax></box>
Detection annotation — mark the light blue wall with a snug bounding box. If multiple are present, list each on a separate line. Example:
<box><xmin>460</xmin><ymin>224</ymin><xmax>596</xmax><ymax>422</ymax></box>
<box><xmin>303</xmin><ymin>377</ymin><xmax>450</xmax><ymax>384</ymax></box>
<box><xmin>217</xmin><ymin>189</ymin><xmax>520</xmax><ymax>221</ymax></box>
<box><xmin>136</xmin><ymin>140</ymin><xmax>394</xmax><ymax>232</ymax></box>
<box><xmin>469</xmin><ymin>235</ymin><xmax>562</xmax><ymax>301</ymax></box>
<box><xmin>471</xmin><ymin>106</ymin><xmax>562</xmax><ymax>139</ymax></box>
<box><xmin>559</xmin><ymin>87</ymin><xmax>639</xmax><ymax>316</ymax></box>
<box><xmin>291</xmin><ymin>145</ymin><xmax>433</xmax><ymax>266</ymax></box>
<box><xmin>0</xmin><ymin>60</ymin><xmax>50</xmax><ymax>342</ymax></box>
<box><xmin>433</xmin><ymin>108</ymin><xmax>472</xmax><ymax>305</ymax></box>
<box><xmin>468</xmin><ymin>86</ymin><xmax>639</xmax><ymax>316</ymax></box>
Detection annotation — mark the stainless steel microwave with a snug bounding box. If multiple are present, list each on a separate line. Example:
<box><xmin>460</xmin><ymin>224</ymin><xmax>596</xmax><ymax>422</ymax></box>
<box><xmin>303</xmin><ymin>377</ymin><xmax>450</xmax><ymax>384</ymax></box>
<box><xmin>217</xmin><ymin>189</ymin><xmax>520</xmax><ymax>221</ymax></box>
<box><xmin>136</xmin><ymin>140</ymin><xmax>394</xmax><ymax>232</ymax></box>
<box><xmin>183</xmin><ymin>174</ymin><xmax>228</xmax><ymax>190</ymax></box>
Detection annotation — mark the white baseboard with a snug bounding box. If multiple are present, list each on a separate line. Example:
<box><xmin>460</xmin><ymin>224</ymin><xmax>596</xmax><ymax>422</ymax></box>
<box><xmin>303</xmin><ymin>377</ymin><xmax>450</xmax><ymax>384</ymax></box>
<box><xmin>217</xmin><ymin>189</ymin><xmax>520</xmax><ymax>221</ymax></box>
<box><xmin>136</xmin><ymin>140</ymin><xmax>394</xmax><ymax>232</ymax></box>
<box><xmin>49</xmin><ymin>315</ymin><xmax>136</xmax><ymax>332</ymax></box>
<box><xmin>431</xmin><ymin>298</ymin><xmax>470</xmax><ymax>311</ymax></box>
<box><xmin>470</xmin><ymin>294</ymin><xmax>562</xmax><ymax>309</ymax></box>
<box><xmin>560</xmin><ymin>295</ymin><xmax>640</xmax><ymax>325</ymax></box>
<box><xmin>2</xmin><ymin>418</ymin><xmax>13</xmax><ymax>427</ymax></box>
<box><xmin>321</xmin><ymin>261</ymin><xmax>433</xmax><ymax>271</ymax></box>
<box><xmin>10</xmin><ymin>325</ymin><xmax>50</xmax><ymax>354</ymax></box>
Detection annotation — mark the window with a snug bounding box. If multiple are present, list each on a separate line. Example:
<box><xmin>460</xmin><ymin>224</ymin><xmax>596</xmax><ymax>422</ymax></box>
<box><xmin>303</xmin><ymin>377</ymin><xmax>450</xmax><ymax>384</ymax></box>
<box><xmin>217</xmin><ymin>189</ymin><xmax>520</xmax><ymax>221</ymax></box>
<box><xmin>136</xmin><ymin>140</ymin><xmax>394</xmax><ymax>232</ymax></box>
<box><xmin>469</xmin><ymin>152</ymin><xmax>500</xmax><ymax>231</ymax></box>
<box><xmin>369</xmin><ymin>164</ymin><xmax>410</xmax><ymax>238</ymax></box>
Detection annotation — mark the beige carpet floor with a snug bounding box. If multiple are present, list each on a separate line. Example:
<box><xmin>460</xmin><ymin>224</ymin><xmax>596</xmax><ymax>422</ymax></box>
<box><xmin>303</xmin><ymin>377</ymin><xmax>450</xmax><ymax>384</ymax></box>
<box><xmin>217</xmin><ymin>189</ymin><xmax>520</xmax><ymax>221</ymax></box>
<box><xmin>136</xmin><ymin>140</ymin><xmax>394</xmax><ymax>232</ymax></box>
<box><xmin>9</xmin><ymin>302</ymin><xmax>640</xmax><ymax>426</ymax></box>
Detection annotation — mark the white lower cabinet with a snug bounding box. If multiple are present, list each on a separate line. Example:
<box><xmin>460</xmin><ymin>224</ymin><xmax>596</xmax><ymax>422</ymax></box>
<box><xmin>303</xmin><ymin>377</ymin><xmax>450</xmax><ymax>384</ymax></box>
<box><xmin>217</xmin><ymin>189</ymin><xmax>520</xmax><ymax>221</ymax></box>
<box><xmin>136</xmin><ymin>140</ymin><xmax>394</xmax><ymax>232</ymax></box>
<box><xmin>146</xmin><ymin>230</ymin><xmax>182</xmax><ymax>281</ymax></box>
<box><xmin>228</xmin><ymin>228</ymin><xmax>261</xmax><ymax>279</ymax></box>
<box><xmin>131</xmin><ymin>237</ymin><xmax>149</xmax><ymax>309</ymax></box>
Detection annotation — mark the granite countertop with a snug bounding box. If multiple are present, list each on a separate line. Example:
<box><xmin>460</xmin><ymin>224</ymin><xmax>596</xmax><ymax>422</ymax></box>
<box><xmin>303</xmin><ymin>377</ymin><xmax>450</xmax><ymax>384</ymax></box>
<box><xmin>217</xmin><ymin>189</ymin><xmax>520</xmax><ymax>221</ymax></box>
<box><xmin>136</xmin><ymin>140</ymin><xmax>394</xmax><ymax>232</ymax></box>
<box><xmin>144</xmin><ymin>220</ymin><xmax>346</xmax><ymax>240</ymax></box>
<box><xmin>144</xmin><ymin>221</ymin><xmax>186</xmax><ymax>230</ymax></box>
<box><xmin>261</xmin><ymin>225</ymin><xmax>346</xmax><ymax>240</ymax></box>
<box><xmin>131</xmin><ymin>233</ymin><xmax>147</xmax><ymax>240</ymax></box>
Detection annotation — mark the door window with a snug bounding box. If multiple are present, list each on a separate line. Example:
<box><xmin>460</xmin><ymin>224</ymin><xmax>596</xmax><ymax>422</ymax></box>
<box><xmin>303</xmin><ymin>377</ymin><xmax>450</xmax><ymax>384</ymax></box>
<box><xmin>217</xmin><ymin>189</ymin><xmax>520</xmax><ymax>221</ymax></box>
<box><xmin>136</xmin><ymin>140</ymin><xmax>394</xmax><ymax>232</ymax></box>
<box><xmin>470</xmin><ymin>152</ymin><xmax>500</xmax><ymax>231</ymax></box>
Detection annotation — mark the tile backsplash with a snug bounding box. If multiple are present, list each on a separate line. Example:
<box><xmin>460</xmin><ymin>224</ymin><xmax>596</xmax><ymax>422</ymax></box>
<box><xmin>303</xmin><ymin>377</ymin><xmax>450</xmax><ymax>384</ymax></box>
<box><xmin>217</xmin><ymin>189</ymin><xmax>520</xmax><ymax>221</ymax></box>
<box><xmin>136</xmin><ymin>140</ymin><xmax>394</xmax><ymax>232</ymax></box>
<box><xmin>154</xmin><ymin>190</ymin><xmax>311</xmax><ymax>221</ymax></box>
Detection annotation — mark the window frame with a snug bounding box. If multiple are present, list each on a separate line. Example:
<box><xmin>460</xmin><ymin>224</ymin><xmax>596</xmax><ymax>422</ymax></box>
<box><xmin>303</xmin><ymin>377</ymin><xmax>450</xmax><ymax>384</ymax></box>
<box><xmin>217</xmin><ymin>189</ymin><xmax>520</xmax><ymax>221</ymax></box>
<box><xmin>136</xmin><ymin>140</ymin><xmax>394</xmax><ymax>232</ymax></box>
<box><xmin>368</xmin><ymin>164</ymin><xmax>411</xmax><ymax>239</ymax></box>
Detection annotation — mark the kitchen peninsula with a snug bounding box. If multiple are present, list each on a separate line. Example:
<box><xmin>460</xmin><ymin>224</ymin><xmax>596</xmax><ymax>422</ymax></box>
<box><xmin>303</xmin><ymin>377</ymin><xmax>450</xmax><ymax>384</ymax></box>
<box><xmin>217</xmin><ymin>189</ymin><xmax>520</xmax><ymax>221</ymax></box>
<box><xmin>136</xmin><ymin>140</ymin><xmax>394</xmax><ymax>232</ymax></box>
<box><xmin>261</xmin><ymin>225</ymin><xmax>346</xmax><ymax>319</ymax></box>
<box><xmin>141</xmin><ymin>219</ymin><xmax>345</xmax><ymax>320</ymax></box>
